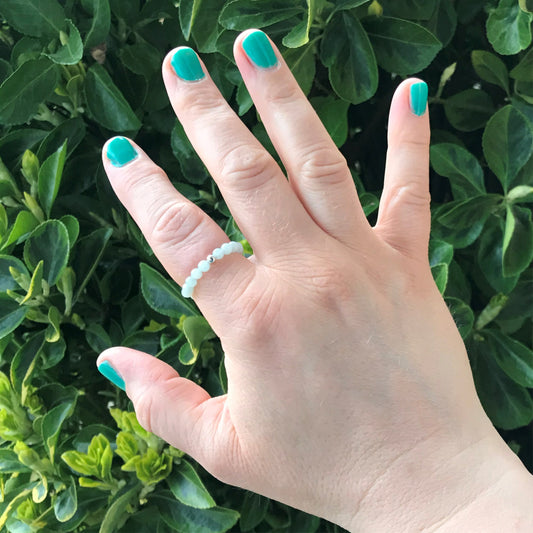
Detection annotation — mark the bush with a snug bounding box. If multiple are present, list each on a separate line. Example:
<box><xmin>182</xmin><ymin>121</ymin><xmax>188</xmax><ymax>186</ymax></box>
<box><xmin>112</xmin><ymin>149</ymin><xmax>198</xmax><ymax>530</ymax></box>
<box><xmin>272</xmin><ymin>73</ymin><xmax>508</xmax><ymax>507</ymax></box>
<box><xmin>0</xmin><ymin>0</ymin><xmax>532</xmax><ymax>531</ymax></box>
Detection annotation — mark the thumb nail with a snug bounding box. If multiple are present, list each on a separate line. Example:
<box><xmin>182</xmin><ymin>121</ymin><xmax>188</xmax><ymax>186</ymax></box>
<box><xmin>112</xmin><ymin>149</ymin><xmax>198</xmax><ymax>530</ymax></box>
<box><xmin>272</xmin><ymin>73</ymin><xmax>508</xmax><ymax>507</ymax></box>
<box><xmin>97</xmin><ymin>360</ymin><xmax>126</xmax><ymax>391</ymax></box>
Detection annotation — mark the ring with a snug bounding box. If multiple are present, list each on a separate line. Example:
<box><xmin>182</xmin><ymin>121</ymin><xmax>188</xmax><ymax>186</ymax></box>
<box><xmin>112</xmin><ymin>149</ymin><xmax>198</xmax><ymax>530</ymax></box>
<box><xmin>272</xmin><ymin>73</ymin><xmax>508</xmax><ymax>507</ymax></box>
<box><xmin>181</xmin><ymin>241</ymin><xmax>244</xmax><ymax>298</ymax></box>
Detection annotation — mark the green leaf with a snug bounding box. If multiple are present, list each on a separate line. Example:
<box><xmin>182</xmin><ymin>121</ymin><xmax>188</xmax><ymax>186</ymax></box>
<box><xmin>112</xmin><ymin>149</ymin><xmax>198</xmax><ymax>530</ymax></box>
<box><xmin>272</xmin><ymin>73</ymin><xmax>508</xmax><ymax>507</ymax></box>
<box><xmin>140</xmin><ymin>263</ymin><xmax>197</xmax><ymax>318</ymax></box>
<box><xmin>487</xmin><ymin>0</ymin><xmax>533</xmax><ymax>55</ymax></box>
<box><xmin>54</xmin><ymin>476</ymin><xmax>77</xmax><ymax>522</ymax></box>
<box><xmin>431</xmin><ymin>263</ymin><xmax>448</xmax><ymax>294</ymax></box>
<box><xmin>282</xmin><ymin>0</ymin><xmax>316</xmax><ymax>48</ymax></box>
<box><xmin>436</xmin><ymin>195</ymin><xmax>500</xmax><ymax>229</ymax></box>
<box><xmin>119</xmin><ymin>42</ymin><xmax>162</xmax><ymax>78</ymax></box>
<box><xmin>430</xmin><ymin>143</ymin><xmax>485</xmax><ymax>199</ymax></box>
<box><xmin>45</xmin><ymin>20</ymin><xmax>83</xmax><ymax>65</ymax></box>
<box><xmin>180</xmin><ymin>0</ymin><xmax>202</xmax><ymax>40</ymax></box>
<box><xmin>482</xmin><ymin>105</ymin><xmax>533</xmax><ymax>192</ymax></box>
<box><xmin>59</xmin><ymin>215</ymin><xmax>80</xmax><ymax>247</ymax></box>
<box><xmin>310</xmin><ymin>96</ymin><xmax>350</xmax><ymax>147</ymax></box>
<box><xmin>444</xmin><ymin>89</ymin><xmax>495</xmax><ymax>131</ymax></box>
<box><xmin>20</xmin><ymin>259</ymin><xmax>43</xmax><ymax>304</ymax></box>
<box><xmin>166</xmin><ymin>459</ymin><xmax>216</xmax><ymax>509</ymax></box>
<box><xmin>0</xmin><ymin>59</ymin><xmax>13</xmax><ymax>85</ymax></box>
<box><xmin>428</xmin><ymin>239</ymin><xmax>453</xmax><ymax>267</ymax></box>
<box><xmin>36</xmin><ymin>117</ymin><xmax>87</xmax><ymax>161</ymax></box>
<box><xmin>42</xmin><ymin>400</ymin><xmax>76</xmax><ymax>461</ymax></box>
<box><xmin>82</xmin><ymin>0</ymin><xmax>111</xmax><ymax>48</ymax></box>
<box><xmin>502</xmin><ymin>204</ymin><xmax>533</xmax><ymax>277</ymax></box>
<box><xmin>363</xmin><ymin>17</ymin><xmax>441</xmax><ymax>75</ymax></box>
<box><xmin>445</xmin><ymin>297</ymin><xmax>474</xmax><ymax>339</ymax></box>
<box><xmin>1</xmin><ymin>211</ymin><xmax>40</xmax><ymax>250</ymax></box>
<box><xmin>0</xmin><ymin>294</ymin><xmax>28</xmax><ymax>339</ymax></box>
<box><xmin>219</xmin><ymin>1</ymin><xmax>303</xmax><ymax>30</ymax></box>
<box><xmin>283</xmin><ymin>42</ymin><xmax>315</xmax><ymax>95</ymax></box>
<box><xmin>475</xmin><ymin>293</ymin><xmax>508</xmax><ymax>330</ymax></box>
<box><xmin>510</xmin><ymin>47</ymin><xmax>533</xmax><ymax>81</ymax></box>
<box><xmin>239</xmin><ymin>492</ymin><xmax>269</xmax><ymax>532</ymax></box>
<box><xmin>38</xmin><ymin>141</ymin><xmax>67</xmax><ymax>218</ymax></box>
<box><xmin>0</xmin><ymin>255</ymin><xmax>28</xmax><ymax>292</ymax></box>
<box><xmin>10</xmin><ymin>330</ymin><xmax>45</xmax><ymax>400</ymax></box>
<box><xmin>321</xmin><ymin>12</ymin><xmax>378</xmax><ymax>104</ymax></box>
<box><xmin>45</xmin><ymin>305</ymin><xmax>62</xmax><ymax>342</ymax></box>
<box><xmin>100</xmin><ymin>483</ymin><xmax>141</xmax><ymax>533</ymax></box>
<box><xmin>0</xmin><ymin>0</ymin><xmax>65</xmax><ymax>38</ymax></box>
<box><xmin>183</xmin><ymin>316</ymin><xmax>215</xmax><ymax>362</ymax></box>
<box><xmin>24</xmin><ymin>220</ymin><xmax>70</xmax><ymax>286</ymax></box>
<box><xmin>85</xmin><ymin>323</ymin><xmax>112</xmax><ymax>353</ymax></box>
<box><xmin>0</xmin><ymin>58</ymin><xmax>59</xmax><ymax>126</ymax></box>
<box><xmin>507</xmin><ymin>185</ymin><xmax>533</xmax><ymax>203</ymax></box>
<box><xmin>379</xmin><ymin>0</ymin><xmax>438</xmax><ymax>19</ymax></box>
<box><xmin>424</xmin><ymin>0</ymin><xmax>457</xmax><ymax>49</ymax></box>
<box><xmin>155</xmin><ymin>493</ymin><xmax>240</xmax><ymax>533</ymax></box>
<box><xmin>332</xmin><ymin>0</ymin><xmax>371</xmax><ymax>13</ymax></box>
<box><xmin>85</xmin><ymin>64</ymin><xmax>142</xmax><ymax>132</ymax></box>
<box><xmin>171</xmin><ymin>120</ymin><xmax>209</xmax><ymax>184</ymax></box>
<box><xmin>471</xmin><ymin>50</ymin><xmax>510</xmax><ymax>93</ymax></box>
<box><xmin>0</xmin><ymin>449</ymin><xmax>31</xmax><ymax>474</ymax></box>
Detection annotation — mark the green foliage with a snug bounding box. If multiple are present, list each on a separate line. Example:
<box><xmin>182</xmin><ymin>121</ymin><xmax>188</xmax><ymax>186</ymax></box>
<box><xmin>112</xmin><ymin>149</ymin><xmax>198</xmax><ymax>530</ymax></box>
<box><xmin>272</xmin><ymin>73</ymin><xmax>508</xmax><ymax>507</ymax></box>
<box><xmin>0</xmin><ymin>0</ymin><xmax>531</xmax><ymax>531</ymax></box>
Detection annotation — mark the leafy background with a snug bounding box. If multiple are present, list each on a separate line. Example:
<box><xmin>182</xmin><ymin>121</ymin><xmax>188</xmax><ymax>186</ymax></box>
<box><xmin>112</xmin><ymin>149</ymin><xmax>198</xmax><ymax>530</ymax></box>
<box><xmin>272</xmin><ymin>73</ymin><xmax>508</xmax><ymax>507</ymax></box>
<box><xmin>0</xmin><ymin>0</ymin><xmax>532</xmax><ymax>531</ymax></box>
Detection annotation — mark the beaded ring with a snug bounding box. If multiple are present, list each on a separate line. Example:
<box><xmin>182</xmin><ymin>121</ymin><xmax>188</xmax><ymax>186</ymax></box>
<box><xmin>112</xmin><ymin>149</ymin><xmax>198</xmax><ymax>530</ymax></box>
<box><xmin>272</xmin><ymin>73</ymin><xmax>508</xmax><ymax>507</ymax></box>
<box><xmin>181</xmin><ymin>241</ymin><xmax>244</xmax><ymax>298</ymax></box>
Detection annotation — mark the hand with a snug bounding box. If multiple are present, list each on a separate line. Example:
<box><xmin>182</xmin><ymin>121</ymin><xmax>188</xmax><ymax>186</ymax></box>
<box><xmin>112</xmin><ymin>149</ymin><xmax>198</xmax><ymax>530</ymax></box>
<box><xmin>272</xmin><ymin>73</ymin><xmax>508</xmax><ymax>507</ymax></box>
<box><xmin>97</xmin><ymin>30</ymin><xmax>533</xmax><ymax>531</ymax></box>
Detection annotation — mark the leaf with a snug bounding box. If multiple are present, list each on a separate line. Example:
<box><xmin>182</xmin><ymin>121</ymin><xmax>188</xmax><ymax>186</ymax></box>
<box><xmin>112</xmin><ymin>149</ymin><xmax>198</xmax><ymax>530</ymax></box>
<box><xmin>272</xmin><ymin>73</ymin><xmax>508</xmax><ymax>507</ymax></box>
<box><xmin>100</xmin><ymin>483</ymin><xmax>141</xmax><ymax>533</ymax></box>
<box><xmin>332</xmin><ymin>0</ymin><xmax>371</xmax><ymax>13</ymax></box>
<box><xmin>310</xmin><ymin>96</ymin><xmax>350</xmax><ymax>147</ymax></box>
<box><xmin>42</xmin><ymin>400</ymin><xmax>77</xmax><ymax>461</ymax></box>
<box><xmin>430</xmin><ymin>143</ymin><xmax>485</xmax><ymax>199</ymax></box>
<box><xmin>378</xmin><ymin>0</ymin><xmax>438</xmax><ymax>19</ymax></box>
<box><xmin>36</xmin><ymin>117</ymin><xmax>86</xmax><ymax>161</ymax></box>
<box><xmin>119</xmin><ymin>42</ymin><xmax>162</xmax><ymax>78</ymax></box>
<box><xmin>38</xmin><ymin>141</ymin><xmax>67</xmax><ymax>218</ymax></box>
<box><xmin>182</xmin><ymin>316</ymin><xmax>215</xmax><ymax>361</ymax></box>
<box><xmin>54</xmin><ymin>476</ymin><xmax>78</xmax><ymax>522</ymax></box>
<box><xmin>321</xmin><ymin>12</ymin><xmax>378</xmax><ymax>104</ymax></box>
<box><xmin>502</xmin><ymin>204</ymin><xmax>533</xmax><ymax>277</ymax></box>
<box><xmin>45</xmin><ymin>305</ymin><xmax>62</xmax><ymax>342</ymax></box>
<box><xmin>283</xmin><ymin>42</ymin><xmax>316</xmax><ymax>95</ymax></box>
<box><xmin>219</xmin><ymin>1</ymin><xmax>303</xmax><ymax>30</ymax></box>
<box><xmin>424</xmin><ymin>0</ymin><xmax>457</xmax><ymax>48</ymax></box>
<box><xmin>510</xmin><ymin>47</ymin><xmax>533</xmax><ymax>81</ymax></box>
<box><xmin>0</xmin><ymin>449</ymin><xmax>31</xmax><ymax>473</ymax></box>
<box><xmin>282</xmin><ymin>0</ymin><xmax>316</xmax><ymax>48</ymax></box>
<box><xmin>431</xmin><ymin>263</ymin><xmax>448</xmax><ymax>294</ymax></box>
<box><xmin>20</xmin><ymin>259</ymin><xmax>43</xmax><ymax>304</ymax></box>
<box><xmin>445</xmin><ymin>297</ymin><xmax>474</xmax><ymax>339</ymax></box>
<box><xmin>10</xmin><ymin>330</ymin><xmax>46</xmax><ymax>400</ymax></box>
<box><xmin>471</xmin><ymin>50</ymin><xmax>510</xmax><ymax>93</ymax></box>
<box><xmin>166</xmin><ymin>459</ymin><xmax>216</xmax><ymax>509</ymax></box>
<box><xmin>482</xmin><ymin>105</ymin><xmax>533</xmax><ymax>192</ymax></box>
<box><xmin>140</xmin><ymin>263</ymin><xmax>197</xmax><ymax>318</ymax></box>
<box><xmin>363</xmin><ymin>17</ymin><xmax>442</xmax><ymax>75</ymax></box>
<box><xmin>239</xmin><ymin>492</ymin><xmax>269</xmax><ymax>532</ymax></box>
<box><xmin>428</xmin><ymin>239</ymin><xmax>453</xmax><ymax>267</ymax></box>
<box><xmin>436</xmin><ymin>195</ymin><xmax>500</xmax><ymax>229</ymax></box>
<box><xmin>0</xmin><ymin>0</ymin><xmax>65</xmax><ymax>38</ymax></box>
<box><xmin>45</xmin><ymin>20</ymin><xmax>84</xmax><ymax>65</ymax></box>
<box><xmin>0</xmin><ymin>294</ymin><xmax>28</xmax><ymax>339</ymax></box>
<box><xmin>171</xmin><ymin>120</ymin><xmax>209</xmax><ymax>184</ymax></box>
<box><xmin>24</xmin><ymin>220</ymin><xmax>70</xmax><ymax>286</ymax></box>
<box><xmin>486</xmin><ymin>0</ymin><xmax>533</xmax><ymax>55</ymax></box>
<box><xmin>1</xmin><ymin>211</ymin><xmax>40</xmax><ymax>250</ymax></box>
<box><xmin>0</xmin><ymin>255</ymin><xmax>28</xmax><ymax>292</ymax></box>
<box><xmin>0</xmin><ymin>58</ymin><xmax>59</xmax><ymax>126</ymax></box>
<box><xmin>444</xmin><ymin>89</ymin><xmax>495</xmax><ymax>131</ymax></box>
<box><xmin>180</xmin><ymin>0</ymin><xmax>202</xmax><ymax>40</ymax></box>
<box><xmin>85</xmin><ymin>64</ymin><xmax>142</xmax><ymax>131</ymax></box>
<box><xmin>82</xmin><ymin>0</ymin><xmax>111</xmax><ymax>48</ymax></box>
<box><xmin>59</xmin><ymin>215</ymin><xmax>80</xmax><ymax>247</ymax></box>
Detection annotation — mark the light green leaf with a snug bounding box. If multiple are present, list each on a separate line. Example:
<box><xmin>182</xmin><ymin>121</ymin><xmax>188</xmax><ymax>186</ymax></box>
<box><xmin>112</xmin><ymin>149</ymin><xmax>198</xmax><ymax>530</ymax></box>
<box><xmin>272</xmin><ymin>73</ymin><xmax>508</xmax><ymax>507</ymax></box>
<box><xmin>167</xmin><ymin>460</ymin><xmax>216</xmax><ymax>509</ymax></box>
<box><xmin>82</xmin><ymin>0</ymin><xmax>111</xmax><ymax>48</ymax></box>
<box><xmin>45</xmin><ymin>20</ymin><xmax>83</xmax><ymax>65</ymax></box>
<box><xmin>0</xmin><ymin>294</ymin><xmax>28</xmax><ymax>339</ymax></box>
<box><xmin>502</xmin><ymin>204</ymin><xmax>533</xmax><ymax>277</ymax></box>
<box><xmin>219</xmin><ymin>1</ymin><xmax>303</xmax><ymax>30</ymax></box>
<box><xmin>363</xmin><ymin>16</ymin><xmax>441</xmax><ymax>75</ymax></box>
<box><xmin>140</xmin><ymin>263</ymin><xmax>197</xmax><ymax>318</ymax></box>
<box><xmin>430</xmin><ymin>143</ymin><xmax>485</xmax><ymax>199</ymax></box>
<box><xmin>282</xmin><ymin>0</ymin><xmax>316</xmax><ymax>48</ymax></box>
<box><xmin>471</xmin><ymin>50</ymin><xmax>510</xmax><ymax>93</ymax></box>
<box><xmin>54</xmin><ymin>476</ymin><xmax>77</xmax><ymax>522</ymax></box>
<box><xmin>24</xmin><ymin>220</ymin><xmax>70</xmax><ymax>286</ymax></box>
<box><xmin>180</xmin><ymin>0</ymin><xmax>202</xmax><ymax>40</ymax></box>
<box><xmin>0</xmin><ymin>58</ymin><xmax>59</xmax><ymax>125</ymax></box>
<box><xmin>487</xmin><ymin>0</ymin><xmax>533</xmax><ymax>55</ymax></box>
<box><xmin>0</xmin><ymin>0</ymin><xmax>65</xmax><ymax>38</ymax></box>
<box><xmin>321</xmin><ymin>11</ymin><xmax>378</xmax><ymax>104</ymax></box>
<box><xmin>85</xmin><ymin>64</ymin><xmax>142</xmax><ymax>131</ymax></box>
<box><xmin>444</xmin><ymin>89</ymin><xmax>495</xmax><ymax>131</ymax></box>
<box><xmin>38</xmin><ymin>141</ymin><xmax>67</xmax><ymax>218</ymax></box>
<box><xmin>45</xmin><ymin>305</ymin><xmax>62</xmax><ymax>342</ymax></box>
<box><xmin>482</xmin><ymin>105</ymin><xmax>533</xmax><ymax>192</ymax></box>
<box><xmin>20</xmin><ymin>259</ymin><xmax>43</xmax><ymax>304</ymax></box>
<box><xmin>507</xmin><ymin>185</ymin><xmax>533</xmax><ymax>203</ymax></box>
<box><xmin>1</xmin><ymin>211</ymin><xmax>40</xmax><ymax>250</ymax></box>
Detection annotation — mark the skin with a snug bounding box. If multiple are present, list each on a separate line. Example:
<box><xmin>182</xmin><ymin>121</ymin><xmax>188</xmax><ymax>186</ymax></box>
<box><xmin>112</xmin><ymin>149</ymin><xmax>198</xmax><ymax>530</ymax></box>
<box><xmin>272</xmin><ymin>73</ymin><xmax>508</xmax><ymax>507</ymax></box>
<box><xmin>97</xmin><ymin>30</ymin><xmax>533</xmax><ymax>531</ymax></box>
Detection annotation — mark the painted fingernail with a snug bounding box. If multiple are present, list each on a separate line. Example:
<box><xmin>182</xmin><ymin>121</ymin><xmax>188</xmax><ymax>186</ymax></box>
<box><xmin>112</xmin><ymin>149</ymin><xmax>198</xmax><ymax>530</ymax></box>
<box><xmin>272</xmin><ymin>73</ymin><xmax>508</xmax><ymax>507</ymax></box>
<box><xmin>171</xmin><ymin>47</ymin><xmax>205</xmax><ymax>81</ymax></box>
<box><xmin>242</xmin><ymin>30</ymin><xmax>278</xmax><ymax>69</ymax></box>
<box><xmin>410</xmin><ymin>81</ymin><xmax>428</xmax><ymax>116</ymax></box>
<box><xmin>107</xmin><ymin>137</ymin><xmax>138</xmax><ymax>167</ymax></box>
<box><xmin>97</xmin><ymin>360</ymin><xmax>126</xmax><ymax>391</ymax></box>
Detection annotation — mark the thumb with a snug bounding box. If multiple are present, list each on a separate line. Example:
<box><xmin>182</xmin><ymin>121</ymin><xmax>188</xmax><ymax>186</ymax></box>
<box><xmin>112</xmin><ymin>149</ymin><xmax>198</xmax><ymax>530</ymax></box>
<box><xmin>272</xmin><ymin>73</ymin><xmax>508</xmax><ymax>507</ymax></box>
<box><xmin>96</xmin><ymin>348</ymin><xmax>235</xmax><ymax>477</ymax></box>
<box><xmin>374</xmin><ymin>78</ymin><xmax>431</xmax><ymax>261</ymax></box>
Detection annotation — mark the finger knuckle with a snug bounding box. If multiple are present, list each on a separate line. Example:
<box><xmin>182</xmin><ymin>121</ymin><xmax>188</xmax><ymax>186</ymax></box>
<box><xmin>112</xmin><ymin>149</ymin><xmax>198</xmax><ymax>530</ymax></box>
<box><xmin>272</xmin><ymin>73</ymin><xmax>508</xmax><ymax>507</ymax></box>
<box><xmin>181</xmin><ymin>87</ymin><xmax>228</xmax><ymax>118</ymax></box>
<box><xmin>265</xmin><ymin>79</ymin><xmax>301</xmax><ymax>106</ymax></box>
<box><xmin>298</xmin><ymin>145</ymin><xmax>349</xmax><ymax>187</ymax></box>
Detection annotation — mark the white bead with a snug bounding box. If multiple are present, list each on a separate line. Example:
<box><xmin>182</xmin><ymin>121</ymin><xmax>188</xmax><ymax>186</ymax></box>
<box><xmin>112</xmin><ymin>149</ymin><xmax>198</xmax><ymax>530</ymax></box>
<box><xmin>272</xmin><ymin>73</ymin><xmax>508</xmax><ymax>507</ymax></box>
<box><xmin>198</xmin><ymin>260</ymin><xmax>211</xmax><ymax>272</ymax></box>
<box><xmin>185</xmin><ymin>276</ymin><xmax>197</xmax><ymax>287</ymax></box>
<box><xmin>221</xmin><ymin>242</ymin><xmax>233</xmax><ymax>255</ymax></box>
<box><xmin>232</xmin><ymin>241</ymin><xmax>243</xmax><ymax>253</ymax></box>
<box><xmin>181</xmin><ymin>285</ymin><xmax>194</xmax><ymax>298</ymax></box>
<box><xmin>212</xmin><ymin>248</ymin><xmax>224</xmax><ymax>260</ymax></box>
<box><xmin>191</xmin><ymin>268</ymin><xmax>203</xmax><ymax>279</ymax></box>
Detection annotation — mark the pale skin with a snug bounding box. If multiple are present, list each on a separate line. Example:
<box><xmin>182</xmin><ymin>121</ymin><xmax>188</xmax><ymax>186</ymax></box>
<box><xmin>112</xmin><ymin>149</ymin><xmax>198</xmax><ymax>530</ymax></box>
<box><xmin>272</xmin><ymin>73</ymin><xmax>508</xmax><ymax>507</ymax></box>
<box><xmin>97</xmin><ymin>30</ymin><xmax>533</xmax><ymax>531</ymax></box>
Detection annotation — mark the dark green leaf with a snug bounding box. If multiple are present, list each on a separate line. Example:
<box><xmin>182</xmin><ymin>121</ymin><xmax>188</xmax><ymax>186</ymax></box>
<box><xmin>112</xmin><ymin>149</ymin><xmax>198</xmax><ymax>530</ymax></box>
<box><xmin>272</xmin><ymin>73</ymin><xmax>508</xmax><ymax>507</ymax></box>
<box><xmin>332</xmin><ymin>0</ymin><xmax>371</xmax><ymax>12</ymax></box>
<box><xmin>10</xmin><ymin>330</ymin><xmax>45</xmax><ymax>399</ymax></box>
<box><xmin>166</xmin><ymin>459</ymin><xmax>216</xmax><ymax>509</ymax></box>
<box><xmin>321</xmin><ymin>12</ymin><xmax>378</xmax><ymax>104</ymax></box>
<box><xmin>379</xmin><ymin>0</ymin><xmax>438</xmax><ymax>19</ymax></box>
<box><xmin>471</xmin><ymin>50</ymin><xmax>510</xmax><ymax>93</ymax></box>
<box><xmin>430</xmin><ymin>143</ymin><xmax>485</xmax><ymax>199</ymax></box>
<box><xmin>85</xmin><ymin>64</ymin><xmax>142</xmax><ymax>131</ymax></box>
<box><xmin>180</xmin><ymin>0</ymin><xmax>202</xmax><ymax>40</ymax></box>
<box><xmin>45</xmin><ymin>20</ymin><xmax>83</xmax><ymax>65</ymax></box>
<box><xmin>311</xmin><ymin>96</ymin><xmax>350</xmax><ymax>147</ymax></box>
<box><xmin>119</xmin><ymin>43</ymin><xmax>162</xmax><ymax>78</ymax></box>
<box><xmin>428</xmin><ymin>239</ymin><xmax>453</xmax><ymax>267</ymax></box>
<box><xmin>36</xmin><ymin>117</ymin><xmax>87</xmax><ymax>161</ymax></box>
<box><xmin>0</xmin><ymin>449</ymin><xmax>31</xmax><ymax>473</ymax></box>
<box><xmin>219</xmin><ymin>1</ymin><xmax>303</xmax><ymax>30</ymax></box>
<box><xmin>171</xmin><ymin>120</ymin><xmax>209</xmax><ymax>183</ymax></box>
<box><xmin>510</xmin><ymin>47</ymin><xmax>533</xmax><ymax>81</ymax></box>
<box><xmin>240</xmin><ymin>492</ymin><xmax>269</xmax><ymax>532</ymax></box>
<box><xmin>431</xmin><ymin>263</ymin><xmax>448</xmax><ymax>294</ymax></box>
<box><xmin>486</xmin><ymin>0</ymin><xmax>533</xmax><ymax>55</ymax></box>
<box><xmin>424</xmin><ymin>0</ymin><xmax>457</xmax><ymax>48</ymax></box>
<box><xmin>0</xmin><ymin>59</ymin><xmax>12</xmax><ymax>85</ymax></box>
<box><xmin>283</xmin><ymin>42</ymin><xmax>316</xmax><ymax>95</ymax></box>
<box><xmin>0</xmin><ymin>255</ymin><xmax>28</xmax><ymax>291</ymax></box>
<box><xmin>82</xmin><ymin>0</ymin><xmax>111</xmax><ymax>48</ymax></box>
<box><xmin>100</xmin><ymin>483</ymin><xmax>141</xmax><ymax>533</ymax></box>
<box><xmin>42</xmin><ymin>400</ymin><xmax>77</xmax><ymax>460</ymax></box>
<box><xmin>140</xmin><ymin>263</ymin><xmax>197</xmax><ymax>318</ymax></box>
<box><xmin>38</xmin><ymin>141</ymin><xmax>67</xmax><ymax>218</ymax></box>
<box><xmin>436</xmin><ymin>195</ymin><xmax>499</xmax><ymax>229</ymax></box>
<box><xmin>502</xmin><ymin>204</ymin><xmax>533</xmax><ymax>277</ymax></box>
<box><xmin>445</xmin><ymin>297</ymin><xmax>474</xmax><ymax>339</ymax></box>
<box><xmin>363</xmin><ymin>17</ymin><xmax>441</xmax><ymax>75</ymax></box>
<box><xmin>444</xmin><ymin>89</ymin><xmax>495</xmax><ymax>131</ymax></box>
<box><xmin>182</xmin><ymin>315</ymin><xmax>215</xmax><ymax>361</ymax></box>
<box><xmin>24</xmin><ymin>220</ymin><xmax>70</xmax><ymax>285</ymax></box>
<box><xmin>54</xmin><ymin>476</ymin><xmax>78</xmax><ymax>522</ymax></box>
<box><xmin>59</xmin><ymin>215</ymin><xmax>80</xmax><ymax>247</ymax></box>
<box><xmin>482</xmin><ymin>105</ymin><xmax>533</xmax><ymax>192</ymax></box>
<box><xmin>0</xmin><ymin>0</ymin><xmax>65</xmax><ymax>38</ymax></box>
<box><xmin>0</xmin><ymin>58</ymin><xmax>59</xmax><ymax>125</ymax></box>
<box><xmin>0</xmin><ymin>294</ymin><xmax>27</xmax><ymax>339</ymax></box>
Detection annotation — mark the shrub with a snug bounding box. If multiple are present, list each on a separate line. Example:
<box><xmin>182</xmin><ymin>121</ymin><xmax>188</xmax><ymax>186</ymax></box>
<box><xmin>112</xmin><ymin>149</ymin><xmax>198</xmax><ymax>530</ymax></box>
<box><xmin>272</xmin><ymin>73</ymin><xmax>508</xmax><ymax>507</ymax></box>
<box><xmin>0</xmin><ymin>0</ymin><xmax>532</xmax><ymax>531</ymax></box>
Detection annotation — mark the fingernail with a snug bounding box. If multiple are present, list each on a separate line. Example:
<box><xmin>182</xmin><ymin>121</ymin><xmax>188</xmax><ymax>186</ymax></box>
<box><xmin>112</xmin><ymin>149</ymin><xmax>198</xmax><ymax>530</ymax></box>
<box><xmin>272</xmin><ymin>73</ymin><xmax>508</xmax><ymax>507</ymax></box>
<box><xmin>242</xmin><ymin>30</ymin><xmax>278</xmax><ymax>69</ymax></box>
<box><xmin>98</xmin><ymin>360</ymin><xmax>126</xmax><ymax>391</ymax></box>
<box><xmin>410</xmin><ymin>81</ymin><xmax>428</xmax><ymax>116</ymax></box>
<box><xmin>107</xmin><ymin>137</ymin><xmax>138</xmax><ymax>167</ymax></box>
<box><xmin>171</xmin><ymin>47</ymin><xmax>205</xmax><ymax>82</ymax></box>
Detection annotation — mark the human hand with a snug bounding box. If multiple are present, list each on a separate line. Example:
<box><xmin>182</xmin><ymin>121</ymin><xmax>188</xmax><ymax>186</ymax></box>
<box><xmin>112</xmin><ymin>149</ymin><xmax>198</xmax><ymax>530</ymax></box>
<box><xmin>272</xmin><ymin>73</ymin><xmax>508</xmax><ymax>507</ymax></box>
<box><xmin>97</xmin><ymin>30</ymin><xmax>532</xmax><ymax>531</ymax></box>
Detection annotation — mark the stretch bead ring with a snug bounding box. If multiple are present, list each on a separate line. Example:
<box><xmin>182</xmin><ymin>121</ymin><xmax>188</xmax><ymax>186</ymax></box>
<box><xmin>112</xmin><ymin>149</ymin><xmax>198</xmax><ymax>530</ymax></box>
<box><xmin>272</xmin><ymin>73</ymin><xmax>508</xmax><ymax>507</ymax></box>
<box><xmin>181</xmin><ymin>241</ymin><xmax>244</xmax><ymax>298</ymax></box>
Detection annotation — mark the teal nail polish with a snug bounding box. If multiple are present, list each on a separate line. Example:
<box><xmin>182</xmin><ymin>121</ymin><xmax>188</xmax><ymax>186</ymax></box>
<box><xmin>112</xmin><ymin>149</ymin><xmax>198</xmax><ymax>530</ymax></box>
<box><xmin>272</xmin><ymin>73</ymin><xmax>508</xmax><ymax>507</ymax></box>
<box><xmin>171</xmin><ymin>48</ymin><xmax>205</xmax><ymax>81</ymax></box>
<box><xmin>107</xmin><ymin>137</ymin><xmax>138</xmax><ymax>167</ymax></box>
<box><xmin>242</xmin><ymin>30</ymin><xmax>278</xmax><ymax>69</ymax></box>
<box><xmin>410</xmin><ymin>81</ymin><xmax>428</xmax><ymax>116</ymax></box>
<box><xmin>98</xmin><ymin>360</ymin><xmax>126</xmax><ymax>391</ymax></box>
